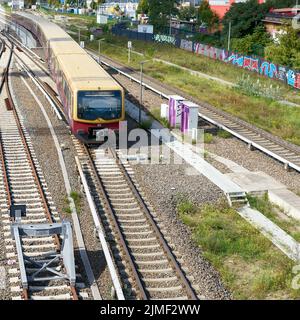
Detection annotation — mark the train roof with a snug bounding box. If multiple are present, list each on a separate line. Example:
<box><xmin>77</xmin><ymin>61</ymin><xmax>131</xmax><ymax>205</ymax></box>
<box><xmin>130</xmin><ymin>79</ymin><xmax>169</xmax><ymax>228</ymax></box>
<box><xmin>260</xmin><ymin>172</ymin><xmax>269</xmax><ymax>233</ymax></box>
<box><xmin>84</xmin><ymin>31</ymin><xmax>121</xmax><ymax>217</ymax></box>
<box><xmin>15</xmin><ymin>12</ymin><xmax>122</xmax><ymax>92</ymax></box>
<box><xmin>50</xmin><ymin>38</ymin><xmax>86</xmax><ymax>55</ymax></box>
<box><xmin>16</xmin><ymin>12</ymin><xmax>68</xmax><ymax>41</ymax></box>
<box><xmin>57</xmin><ymin>53</ymin><xmax>121</xmax><ymax>91</ymax></box>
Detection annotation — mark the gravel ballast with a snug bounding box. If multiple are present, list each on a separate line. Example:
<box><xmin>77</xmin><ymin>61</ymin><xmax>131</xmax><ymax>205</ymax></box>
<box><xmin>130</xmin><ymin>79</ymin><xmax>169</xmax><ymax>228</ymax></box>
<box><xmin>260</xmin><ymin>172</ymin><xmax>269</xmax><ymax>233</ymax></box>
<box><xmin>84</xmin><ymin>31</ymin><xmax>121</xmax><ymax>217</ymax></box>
<box><xmin>132</xmin><ymin>160</ymin><xmax>231</xmax><ymax>299</ymax></box>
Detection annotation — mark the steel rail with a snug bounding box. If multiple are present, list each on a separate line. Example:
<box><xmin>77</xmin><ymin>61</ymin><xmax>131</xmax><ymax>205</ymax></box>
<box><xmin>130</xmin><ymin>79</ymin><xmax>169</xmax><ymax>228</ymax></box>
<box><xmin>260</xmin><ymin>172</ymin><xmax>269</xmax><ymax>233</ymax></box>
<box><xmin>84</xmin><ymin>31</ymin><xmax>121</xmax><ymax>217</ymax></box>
<box><xmin>110</xmin><ymin>147</ymin><xmax>198</xmax><ymax>300</ymax></box>
<box><xmin>83</xmin><ymin>144</ymin><xmax>148</xmax><ymax>300</ymax></box>
<box><xmin>0</xmin><ymin>40</ymin><xmax>11</xmax><ymax>206</ymax></box>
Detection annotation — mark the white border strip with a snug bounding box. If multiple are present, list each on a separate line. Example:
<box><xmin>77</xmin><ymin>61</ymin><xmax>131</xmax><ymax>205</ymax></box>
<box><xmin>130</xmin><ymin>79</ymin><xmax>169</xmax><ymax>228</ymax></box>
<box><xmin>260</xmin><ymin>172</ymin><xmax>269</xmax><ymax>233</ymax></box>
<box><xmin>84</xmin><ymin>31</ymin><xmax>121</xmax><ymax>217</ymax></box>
<box><xmin>238</xmin><ymin>207</ymin><xmax>300</xmax><ymax>262</ymax></box>
<box><xmin>75</xmin><ymin>156</ymin><xmax>125</xmax><ymax>300</ymax></box>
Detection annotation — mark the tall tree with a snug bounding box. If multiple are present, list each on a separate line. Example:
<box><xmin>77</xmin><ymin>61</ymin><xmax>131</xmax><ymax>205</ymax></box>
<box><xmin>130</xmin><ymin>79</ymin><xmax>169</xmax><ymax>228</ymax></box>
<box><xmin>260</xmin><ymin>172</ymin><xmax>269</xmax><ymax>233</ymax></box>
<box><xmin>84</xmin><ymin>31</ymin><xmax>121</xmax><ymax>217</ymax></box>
<box><xmin>265</xmin><ymin>0</ymin><xmax>296</xmax><ymax>9</ymax></box>
<box><xmin>222</xmin><ymin>0</ymin><xmax>270</xmax><ymax>39</ymax></box>
<box><xmin>231</xmin><ymin>25</ymin><xmax>272</xmax><ymax>56</ymax></box>
<box><xmin>198</xmin><ymin>0</ymin><xmax>219</xmax><ymax>28</ymax></box>
<box><xmin>265</xmin><ymin>24</ymin><xmax>300</xmax><ymax>68</ymax></box>
<box><xmin>179</xmin><ymin>6</ymin><xmax>197</xmax><ymax>22</ymax></box>
<box><xmin>148</xmin><ymin>0</ymin><xmax>179</xmax><ymax>31</ymax></box>
<box><xmin>137</xmin><ymin>0</ymin><xmax>150</xmax><ymax>15</ymax></box>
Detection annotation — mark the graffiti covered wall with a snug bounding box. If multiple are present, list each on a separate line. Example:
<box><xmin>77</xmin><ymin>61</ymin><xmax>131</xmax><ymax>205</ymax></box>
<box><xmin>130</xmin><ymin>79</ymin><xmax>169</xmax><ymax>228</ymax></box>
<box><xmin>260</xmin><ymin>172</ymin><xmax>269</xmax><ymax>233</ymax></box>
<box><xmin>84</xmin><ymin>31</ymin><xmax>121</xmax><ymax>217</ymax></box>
<box><xmin>194</xmin><ymin>44</ymin><xmax>300</xmax><ymax>90</ymax></box>
<box><xmin>112</xmin><ymin>27</ymin><xmax>300</xmax><ymax>90</ymax></box>
<box><xmin>223</xmin><ymin>52</ymin><xmax>300</xmax><ymax>89</ymax></box>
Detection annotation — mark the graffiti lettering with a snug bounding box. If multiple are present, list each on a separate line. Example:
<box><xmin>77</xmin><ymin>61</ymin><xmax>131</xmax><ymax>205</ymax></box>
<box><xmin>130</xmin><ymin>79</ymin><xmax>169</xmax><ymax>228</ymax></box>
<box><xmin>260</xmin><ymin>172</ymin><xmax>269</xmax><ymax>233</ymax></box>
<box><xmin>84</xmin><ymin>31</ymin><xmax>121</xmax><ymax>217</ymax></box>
<box><xmin>180</xmin><ymin>39</ymin><xmax>193</xmax><ymax>52</ymax></box>
<box><xmin>153</xmin><ymin>34</ymin><xmax>176</xmax><ymax>45</ymax></box>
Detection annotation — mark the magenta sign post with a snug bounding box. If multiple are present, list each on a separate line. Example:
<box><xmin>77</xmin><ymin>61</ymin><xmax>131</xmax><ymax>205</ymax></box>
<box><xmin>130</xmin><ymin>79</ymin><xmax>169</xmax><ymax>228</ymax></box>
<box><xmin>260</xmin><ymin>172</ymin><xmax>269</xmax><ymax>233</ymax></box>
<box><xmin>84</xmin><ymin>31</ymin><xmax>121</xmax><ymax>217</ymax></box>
<box><xmin>181</xmin><ymin>104</ymin><xmax>189</xmax><ymax>133</ymax></box>
<box><xmin>168</xmin><ymin>95</ymin><xmax>184</xmax><ymax>127</ymax></box>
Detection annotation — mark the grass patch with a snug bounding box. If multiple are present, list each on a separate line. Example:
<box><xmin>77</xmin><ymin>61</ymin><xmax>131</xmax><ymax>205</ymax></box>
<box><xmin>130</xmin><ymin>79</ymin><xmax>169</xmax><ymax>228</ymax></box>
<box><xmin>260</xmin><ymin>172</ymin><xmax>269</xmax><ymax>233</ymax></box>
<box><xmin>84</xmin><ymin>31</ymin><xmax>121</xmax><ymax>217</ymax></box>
<box><xmin>203</xmin><ymin>150</ymin><xmax>210</xmax><ymax>160</ymax></box>
<box><xmin>62</xmin><ymin>191</ymin><xmax>82</xmax><ymax>215</ymax></box>
<box><xmin>70</xmin><ymin>190</ymin><xmax>82</xmax><ymax>214</ymax></box>
<box><xmin>204</xmin><ymin>133</ymin><xmax>214</xmax><ymax>144</ymax></box>
<box><xmin>177</xmin><ymin>196</ymin><xmax>300</xmax><ymax>299</ymax></box>
<box><xmin>177</xmin><ymin>198</ymin><xmax>198</xmax><ymax>216</ymax></box>
<box><xmin>138</xmin><ymin>119</ymin><xmax>152</xmax><ymax>130</ymax></box>
<box><xmin>150</xmin><ymin>107</ymin><xmax>171</xmax><ymax>129</ymax></box>
<box><xmin>63</xmin><ymin>196</ymin><xmax>72</xmax><ymax>215</ymax></box>
<box><xmin>217</xmin><ymin>129</ymin><xmax>232</xmax><ymax>139</ymax></box>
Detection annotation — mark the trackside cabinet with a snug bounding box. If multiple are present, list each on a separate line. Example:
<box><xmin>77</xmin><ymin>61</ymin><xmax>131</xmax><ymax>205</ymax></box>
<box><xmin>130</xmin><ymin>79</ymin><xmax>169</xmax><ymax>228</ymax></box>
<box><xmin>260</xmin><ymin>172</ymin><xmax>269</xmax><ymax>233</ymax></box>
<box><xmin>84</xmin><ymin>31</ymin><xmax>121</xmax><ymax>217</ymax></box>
<box><xmin>160</xmin><ymin>103</ymin><xmax>169</xmax><ymax>119</ymax></box>
<box><xmin>168</xmin><ymin>95</ymin><xmax>185</xmax><ymax>127</ymax></box>
<box><xmin>180</xmin><ymin>101</ymin><xmax>199</xmax><ymax>134</ymax></box>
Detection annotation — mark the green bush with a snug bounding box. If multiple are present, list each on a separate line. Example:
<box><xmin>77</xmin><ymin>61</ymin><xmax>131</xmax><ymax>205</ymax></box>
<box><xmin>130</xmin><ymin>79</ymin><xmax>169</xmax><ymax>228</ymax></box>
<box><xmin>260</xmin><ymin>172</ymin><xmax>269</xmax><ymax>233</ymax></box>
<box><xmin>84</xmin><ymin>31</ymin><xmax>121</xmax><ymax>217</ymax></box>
<box><xmin>204</xmin><ymin>133</ymin><xmax>214</xmax><ymax>144</ymax></box>
<box><xmin>217</xmin><ymin>129</ymin><xmax>232</xmax><ymax>139</ymax></box>
<box><xmin>176</xmin><ymin>198</ymin><xmax>198</xmax><ymax>216</ymax></box>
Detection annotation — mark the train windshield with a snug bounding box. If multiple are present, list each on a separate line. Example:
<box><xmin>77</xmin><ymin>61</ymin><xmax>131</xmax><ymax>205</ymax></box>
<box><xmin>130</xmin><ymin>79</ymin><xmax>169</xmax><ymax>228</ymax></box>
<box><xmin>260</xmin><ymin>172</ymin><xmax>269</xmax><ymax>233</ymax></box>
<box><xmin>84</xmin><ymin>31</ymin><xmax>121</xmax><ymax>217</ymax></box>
<box><xmin>77</xmin><ymin>90</ymin><xmax>122</xmax><ymax>121</ymax></box>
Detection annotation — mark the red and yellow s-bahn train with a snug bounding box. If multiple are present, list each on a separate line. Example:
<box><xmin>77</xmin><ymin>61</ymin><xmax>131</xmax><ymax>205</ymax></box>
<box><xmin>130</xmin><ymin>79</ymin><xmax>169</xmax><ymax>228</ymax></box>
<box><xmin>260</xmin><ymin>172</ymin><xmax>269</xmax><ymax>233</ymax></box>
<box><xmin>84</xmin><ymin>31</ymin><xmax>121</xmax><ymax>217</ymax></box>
<box><xmin>12</xmin><ymin>12</ymin><xmax>125</xmax><ymax>143</ymax></box>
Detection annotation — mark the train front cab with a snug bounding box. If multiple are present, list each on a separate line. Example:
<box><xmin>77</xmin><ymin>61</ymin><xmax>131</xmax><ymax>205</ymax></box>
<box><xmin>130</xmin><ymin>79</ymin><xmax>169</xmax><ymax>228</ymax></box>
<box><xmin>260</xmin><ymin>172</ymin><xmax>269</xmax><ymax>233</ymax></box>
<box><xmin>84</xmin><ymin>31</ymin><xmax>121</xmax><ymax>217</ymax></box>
<box><xmin>72</xmin><ymin>88</ymin><xmax>125</xmax><ymax>144</ymax></box>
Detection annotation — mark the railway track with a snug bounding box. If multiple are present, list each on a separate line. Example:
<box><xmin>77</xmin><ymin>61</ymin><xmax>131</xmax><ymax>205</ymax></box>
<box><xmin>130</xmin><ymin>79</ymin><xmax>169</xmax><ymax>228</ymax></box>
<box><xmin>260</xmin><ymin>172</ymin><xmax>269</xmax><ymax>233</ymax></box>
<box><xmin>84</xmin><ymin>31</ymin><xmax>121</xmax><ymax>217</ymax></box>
<box><xmin>0</xmin><ymin>40</ymin><xmax>89</xmax><ymax>300</ymax></box>
<box><xmin>0</xmin><ymin>31</ymin><xmax>200</xmax><ymax>300</ymax></box>
<box><xmin>73</xmin><ymin>139</ymin><xmax>199</xmax><ymax>300</ymax></box>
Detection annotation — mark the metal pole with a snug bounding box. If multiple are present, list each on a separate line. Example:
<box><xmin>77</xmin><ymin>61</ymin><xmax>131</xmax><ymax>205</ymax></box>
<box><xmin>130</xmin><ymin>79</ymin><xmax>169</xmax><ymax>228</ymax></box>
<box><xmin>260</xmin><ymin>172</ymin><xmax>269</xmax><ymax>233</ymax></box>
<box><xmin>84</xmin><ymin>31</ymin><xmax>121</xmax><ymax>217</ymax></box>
<box><xmin>139</xmin><ymin>62</ymin><xmax>143</xmax><ymax>124</ymax></box>
<box><xmin>227</xmin><ymin>21</ymin><xmax>231</xmax><ymax>52</ymax></box>
<box><xmin>169</xmin><ymin>14</ymin><xmax>172</xmax><ymax>36</ymax></box>
<box><xmin>78</xmin><ymin>29</ymin><xmax>80</xmax><ymax>44</ymax></box>
<box><xmin>128</xmin><ymin>46</ymin><xmax>131</xmax><ymax>63</ymax></box>
<box><xmin>98</xmin><ymin>39</ymin><xmax>101</xmax><ymax>62</ymax></box>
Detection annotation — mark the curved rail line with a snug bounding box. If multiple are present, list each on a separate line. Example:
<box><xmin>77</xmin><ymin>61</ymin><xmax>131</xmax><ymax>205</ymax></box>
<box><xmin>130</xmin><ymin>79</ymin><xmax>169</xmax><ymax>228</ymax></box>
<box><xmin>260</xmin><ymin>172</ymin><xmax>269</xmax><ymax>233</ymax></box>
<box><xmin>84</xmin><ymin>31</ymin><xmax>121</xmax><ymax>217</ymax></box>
<box><xmin>73</xmin><ymin>139</ymin><xmax>199</xmax><ymax>300</ymax></box>
<box><xmin>0</xmin><ymin>39</ymin><xmax>86</xmax><ymax>300</ymax></box>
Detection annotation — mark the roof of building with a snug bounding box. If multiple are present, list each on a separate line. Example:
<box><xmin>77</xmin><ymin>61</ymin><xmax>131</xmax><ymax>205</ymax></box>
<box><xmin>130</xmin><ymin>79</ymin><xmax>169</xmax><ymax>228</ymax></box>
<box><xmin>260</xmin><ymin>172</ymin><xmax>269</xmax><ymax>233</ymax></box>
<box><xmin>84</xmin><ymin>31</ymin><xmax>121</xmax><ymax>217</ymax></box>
<box><xmin>272</xmin><ymin>7</ymin><xmax>300</xmax><ymax>13</ymax></box>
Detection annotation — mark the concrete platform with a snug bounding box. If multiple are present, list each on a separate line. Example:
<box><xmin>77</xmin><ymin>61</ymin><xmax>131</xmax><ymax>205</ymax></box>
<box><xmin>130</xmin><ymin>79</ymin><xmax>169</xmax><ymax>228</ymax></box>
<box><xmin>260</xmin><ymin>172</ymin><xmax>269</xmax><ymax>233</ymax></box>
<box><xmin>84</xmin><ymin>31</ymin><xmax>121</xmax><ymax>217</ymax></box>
<box><xmin>269</xmin><ymin>189</ymin><xmax>300</xmax><ymax>221</ymax></box>
<box><xmin>226</xmin><ymin>171</ymin><xmax>286</xmax><ymax>193</ymax></box>
<box><xmin>226</xmin><ymin>171</ymin><xmax>300</xmax><ymax>220</ymax></box>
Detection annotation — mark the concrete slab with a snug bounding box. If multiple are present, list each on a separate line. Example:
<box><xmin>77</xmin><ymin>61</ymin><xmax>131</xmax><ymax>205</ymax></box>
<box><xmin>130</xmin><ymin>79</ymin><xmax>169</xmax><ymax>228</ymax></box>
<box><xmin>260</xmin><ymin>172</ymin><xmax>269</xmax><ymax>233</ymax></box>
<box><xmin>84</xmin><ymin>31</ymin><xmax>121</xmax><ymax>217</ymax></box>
<box><xmin>238</xmin><ymin>207</ymin><xmax>300</xmax><ymax>262</ymax></box>
<box><xmin>226</xmin><ymin>171</ymin><xmax>286</xmax><ymax>193</ymax></box>
<box><xmin>269</xmin><ymin>189</ymin><xmax>300</xmax><ymax>220</ymax></box>
<box><xmin>225</xmin><ymin>171</ymin><xmax>300</xmax><ymax>220</ymax></box>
